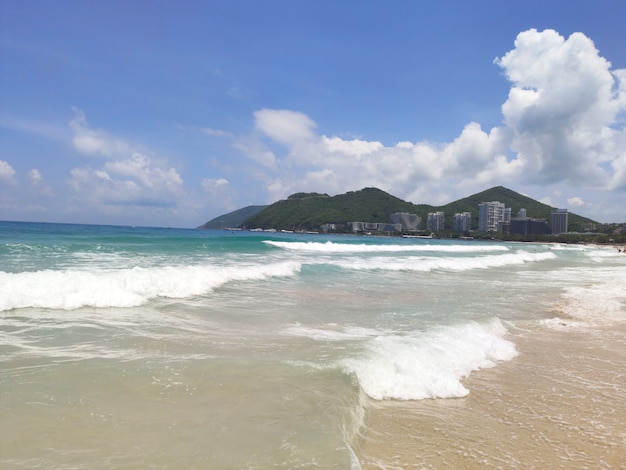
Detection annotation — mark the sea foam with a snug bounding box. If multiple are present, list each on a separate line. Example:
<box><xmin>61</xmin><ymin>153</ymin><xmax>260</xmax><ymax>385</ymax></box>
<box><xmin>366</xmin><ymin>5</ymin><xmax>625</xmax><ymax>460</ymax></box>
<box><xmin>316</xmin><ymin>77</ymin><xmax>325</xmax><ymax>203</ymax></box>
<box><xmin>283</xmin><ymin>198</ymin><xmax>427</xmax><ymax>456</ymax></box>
<box><xmin>342</xmin><ymin>319</ymin><xmax>518</xmax><ymax>400</ymax></box>
<box><xmin>264</xmin><ymin>240</ymin><xmax>509</xmax><ymax>253</ymax></box>
<box><xmin>331</xmin><ymin>250</ymin><xmax>556</xmax><ymax>272</ymax></box>
<box><xmin>0</xmin><ymin>261</ymin><xmax>301</xmax><ymax>311</ymax></box>
<box><xmin>552</xmin><ymin>266</ymin><xmax>626</xmax><ymax>325</ymax></box>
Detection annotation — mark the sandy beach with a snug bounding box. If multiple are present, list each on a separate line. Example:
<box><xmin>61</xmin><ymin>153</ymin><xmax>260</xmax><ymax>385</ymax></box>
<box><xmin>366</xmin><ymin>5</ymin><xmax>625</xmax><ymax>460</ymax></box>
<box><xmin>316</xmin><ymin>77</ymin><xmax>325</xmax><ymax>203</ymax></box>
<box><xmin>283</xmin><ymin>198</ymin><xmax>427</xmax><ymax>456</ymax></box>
<box><xmin>355</xmin><ymin>322</ymin><xmax>626</xmax><ymax>469</ymax></box>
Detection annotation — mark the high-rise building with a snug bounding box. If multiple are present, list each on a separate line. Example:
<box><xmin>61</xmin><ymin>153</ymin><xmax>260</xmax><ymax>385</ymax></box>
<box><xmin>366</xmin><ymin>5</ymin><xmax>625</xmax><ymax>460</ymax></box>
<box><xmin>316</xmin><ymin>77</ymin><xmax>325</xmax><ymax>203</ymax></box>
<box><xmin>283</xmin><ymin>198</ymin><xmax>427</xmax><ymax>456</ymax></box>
<box><xmin>427</xmin><ymin>212</ymin><xmax>445</xmax><ymax>231</ymax></box>
<box><xmin>510</xmin><ymin>218</ymin><xmax>551</xmax><ymax>235</ymax></box>
<box><xmin>500</xmin><ymin>207</ymin><xmax>512</xmax><ymax>233</ymax></box>
<box><xmin>551</xmin><ymin>209</ymin><xmax>569</xmax><ymax>235</ymax></box>
<box><xmin>453</xmin><ymin>212</ymin><xmax>472</xmax><ymax>232</ymax></box>
<box><xmin>391</xmin><ymin>212</ymin><xmax>421</xmax><ymax>231</ymax></box>
<box><xmin>517</xmin><ymin>208</ymin><xmax>527</xmax><ymax>219</ymax></box>
<box><xmin>478</xmin><ymin>201</ymin><xmax>505</xmax><ymax>232</ymax></box>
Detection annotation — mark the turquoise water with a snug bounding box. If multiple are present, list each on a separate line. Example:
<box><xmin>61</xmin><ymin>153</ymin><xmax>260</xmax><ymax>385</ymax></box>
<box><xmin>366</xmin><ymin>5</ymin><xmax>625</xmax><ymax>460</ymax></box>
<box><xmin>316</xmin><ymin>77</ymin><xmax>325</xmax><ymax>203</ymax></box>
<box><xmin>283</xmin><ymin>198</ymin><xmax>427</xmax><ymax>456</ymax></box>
<box><xmin>1</xmin><ymin>221</ymin><xmax>624</xmax><ymax>468</ymax></box>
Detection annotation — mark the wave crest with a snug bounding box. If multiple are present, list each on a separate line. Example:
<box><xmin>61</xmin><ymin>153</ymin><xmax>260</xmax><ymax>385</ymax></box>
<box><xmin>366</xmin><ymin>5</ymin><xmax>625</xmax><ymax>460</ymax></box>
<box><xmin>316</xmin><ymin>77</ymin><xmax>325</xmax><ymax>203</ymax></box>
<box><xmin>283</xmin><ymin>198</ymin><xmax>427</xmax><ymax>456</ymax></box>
<box><xmin>0</xmin><ymin>261</ymin><xmax>301</xmax><ymax>311</ymax></box>
<box><xmin>264</xmin><ymin>240</ymin><xmax>509</xmax><ymax>253</ymax></box>
<box><xmin>342</xmin><ymin>319</ymin><xmax>518</xmax><ymax>400</ymax></box>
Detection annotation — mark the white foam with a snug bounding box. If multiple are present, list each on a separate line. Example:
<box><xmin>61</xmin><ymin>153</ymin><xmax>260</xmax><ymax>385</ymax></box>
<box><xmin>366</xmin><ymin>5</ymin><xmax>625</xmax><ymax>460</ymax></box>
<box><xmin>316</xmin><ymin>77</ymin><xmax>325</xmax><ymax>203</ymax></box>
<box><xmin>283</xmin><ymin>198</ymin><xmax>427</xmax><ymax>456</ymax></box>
<box><xmin>583</xmin><ymin>246</ymin><xmax>626</xmax><ymax>263</ymax></box>
<box><xmin>554</xmin><ymin>266</ymin><xmax>626</xmax><ymax>326</ymax></box>
<box><xmin>331</xmin><ymin>250</ymin><xmax>556</xmax><ymax>272</ymax></box>
<box><xmin>281</xmin><ymin>324</ymin><xmax>384</xmax><ymax>341</ymax></box>
<box><xmin>342</xmin><ymin>319</ymin><xmax>518</xmax><ymax>400</ymax></box>
<box><xmin>264</xmin><ymin>240</ymin><xmax>509</xmax><ymax>253</ymax></box>
<box><xmin>544</xmin><ymin>243</ymin><xmax>590</xmax><ymax>251</ymax></box>
<box><xmin>0</xmin><ymin>261</ymin><xmax>301</xmax><ymax>311</ymax></box>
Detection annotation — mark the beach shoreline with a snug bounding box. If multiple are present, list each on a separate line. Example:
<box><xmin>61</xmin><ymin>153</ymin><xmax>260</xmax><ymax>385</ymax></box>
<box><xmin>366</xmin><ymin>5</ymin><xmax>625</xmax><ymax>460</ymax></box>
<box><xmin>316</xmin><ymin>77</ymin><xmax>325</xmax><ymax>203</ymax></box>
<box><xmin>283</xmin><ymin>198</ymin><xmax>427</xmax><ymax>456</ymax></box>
<box><xmin>354</xmin><ymin>322</ymin><xmax>626</xmax><ymax>469</ymax></box>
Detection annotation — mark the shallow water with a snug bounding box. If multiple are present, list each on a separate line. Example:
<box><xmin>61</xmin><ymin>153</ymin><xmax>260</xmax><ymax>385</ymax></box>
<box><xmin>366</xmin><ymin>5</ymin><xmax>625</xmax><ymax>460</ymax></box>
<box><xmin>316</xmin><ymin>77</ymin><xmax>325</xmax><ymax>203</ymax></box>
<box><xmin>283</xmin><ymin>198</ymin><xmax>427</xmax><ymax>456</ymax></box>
<box><xmin>1</xmin><ymin>222</ymin><xmax>624</xmax><ymax>468</ymax></box>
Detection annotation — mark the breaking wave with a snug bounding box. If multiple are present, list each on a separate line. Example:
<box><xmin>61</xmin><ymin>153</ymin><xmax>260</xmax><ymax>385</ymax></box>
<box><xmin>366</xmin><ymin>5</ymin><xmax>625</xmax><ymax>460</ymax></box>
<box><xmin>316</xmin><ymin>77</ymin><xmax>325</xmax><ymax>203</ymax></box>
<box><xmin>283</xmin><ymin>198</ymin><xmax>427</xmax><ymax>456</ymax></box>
<box><xmin>0</xmin><ymin>261</ymin><xmax>301</xmax><ymax>311</ymax></box>
<box><xmin>264</xmin><ymin>240</ymin><xmax>509</xmax><ymax>253</ymax></box>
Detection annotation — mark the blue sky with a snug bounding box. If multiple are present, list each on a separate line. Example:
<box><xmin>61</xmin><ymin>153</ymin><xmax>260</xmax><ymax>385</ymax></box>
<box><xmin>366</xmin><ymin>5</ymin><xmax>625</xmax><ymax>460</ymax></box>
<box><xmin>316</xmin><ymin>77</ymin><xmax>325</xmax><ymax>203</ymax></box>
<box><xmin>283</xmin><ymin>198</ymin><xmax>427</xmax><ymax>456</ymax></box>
<box><xmin>1</xmin><ymin>1</ymin><xmax>626</xmax><ymax>227</ymax></box>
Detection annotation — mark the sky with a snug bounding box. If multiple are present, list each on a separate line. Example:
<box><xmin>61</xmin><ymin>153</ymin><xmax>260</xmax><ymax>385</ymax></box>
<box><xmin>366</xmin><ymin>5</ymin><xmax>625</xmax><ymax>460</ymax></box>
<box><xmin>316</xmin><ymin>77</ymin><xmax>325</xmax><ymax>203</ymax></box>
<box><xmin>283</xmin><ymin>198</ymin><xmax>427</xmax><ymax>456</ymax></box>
<box><xmin>1</xmin><ymin>1</ymin><xmax>626</xmax><ymax>228</ymax></box>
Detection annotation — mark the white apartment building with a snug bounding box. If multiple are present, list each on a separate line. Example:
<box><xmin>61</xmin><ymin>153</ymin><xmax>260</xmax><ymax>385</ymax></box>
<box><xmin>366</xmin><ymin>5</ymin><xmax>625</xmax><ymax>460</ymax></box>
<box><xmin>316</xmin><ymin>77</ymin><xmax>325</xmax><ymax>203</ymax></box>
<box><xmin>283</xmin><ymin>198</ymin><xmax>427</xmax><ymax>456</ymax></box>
<box><xmin>427</xmin><ymin>211</ymin><xmax>445</xmax><ymax>231</ymax></box>
<box><xmin>478</xmin><ymin>201</ymin><xmax>506</xmax><ymax>232</ymax></box>
<box><xmin>453</xmin><ymin>212</ymin><xmax>472</xmax><ymax>232</ymax></box>
<box><xmin>391</xmin><ymin>212</ymin><xmax>421</xmax><ymax>231</ymax></box>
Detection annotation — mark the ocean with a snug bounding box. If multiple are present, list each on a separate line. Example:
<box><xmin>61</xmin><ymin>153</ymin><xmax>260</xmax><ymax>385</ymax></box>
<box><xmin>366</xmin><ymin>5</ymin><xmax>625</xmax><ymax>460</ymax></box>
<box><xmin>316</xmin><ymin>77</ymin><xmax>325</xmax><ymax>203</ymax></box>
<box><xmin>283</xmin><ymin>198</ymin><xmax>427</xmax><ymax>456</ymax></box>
<box><xmin>1</xmin><ymin>221</ymin><xmax>624</xmax><ymax>469</ymax></box>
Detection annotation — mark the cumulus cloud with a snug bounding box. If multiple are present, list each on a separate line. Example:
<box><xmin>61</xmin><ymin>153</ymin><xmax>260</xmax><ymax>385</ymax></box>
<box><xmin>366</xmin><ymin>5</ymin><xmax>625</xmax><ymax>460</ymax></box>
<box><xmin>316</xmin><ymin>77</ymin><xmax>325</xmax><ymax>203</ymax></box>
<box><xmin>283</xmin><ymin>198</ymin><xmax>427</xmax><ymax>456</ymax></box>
<box><xmin>29</xmin><ymin>168</ymin><xmax>53</xmax><ymax>195</ymax></box>
<box><xmin>496</xmin><ymin>29</ymin><xmax>624</xmax><ymax>186</ymax></box>
<box><xmin>567</xmin><ymin>196</ymin><xmax>584</xmax><ymax>207</ymax></box>
<box><xmin>0</xmin><ymin>160</ymin><xmax>17</xmax><ymax>186</ymax></box>
<box><xmin>69</xmin><ymin>153</ymin><xmax>183</xmax><ymax>207</ymax></box>
<box><xmin>29</xmin><ymin>168</ymin><xmax>43</xmax><ymax>184</ymax></box>
<box><xmin>200</xmin><ymin>177</ymin><xmax>234</xmax><ymax>211</ymax></box>
<box><xmin>225</xmin><ymin>29</ymin><xmax>626</xmax><ymax>212</ymax></box>
<box><xmin>231</xmin><ymin>111</ymin><xmax>510</xmax><ymax>202</ymax></box>
<box><xmin>254</xmin><ymin>109</ymin><xmax>317</xmax><ymax>145</ymax></box>
<box><xmin>69</xmin><ymin>108</ymin><xmax>136</xmax><ymax>158</ymax></box>
<box><xmin>202</xmin><ymin>177</ymin><xmax>229</xmax><ymax>189</ymax></box>
<box><xmin>68</xmin><ymin>110</ymin><xmax>184</xmax><ymax>209</ymax></box>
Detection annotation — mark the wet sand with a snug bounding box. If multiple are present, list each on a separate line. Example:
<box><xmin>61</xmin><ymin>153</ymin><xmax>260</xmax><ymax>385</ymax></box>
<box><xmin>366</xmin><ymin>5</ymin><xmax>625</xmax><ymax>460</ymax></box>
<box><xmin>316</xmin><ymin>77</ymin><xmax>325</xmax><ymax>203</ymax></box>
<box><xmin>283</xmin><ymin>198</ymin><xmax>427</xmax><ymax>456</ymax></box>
<box><xmin>355</xmin><ymin>323</ymin><xmax>626</xmax><ymax>469</ymax></box>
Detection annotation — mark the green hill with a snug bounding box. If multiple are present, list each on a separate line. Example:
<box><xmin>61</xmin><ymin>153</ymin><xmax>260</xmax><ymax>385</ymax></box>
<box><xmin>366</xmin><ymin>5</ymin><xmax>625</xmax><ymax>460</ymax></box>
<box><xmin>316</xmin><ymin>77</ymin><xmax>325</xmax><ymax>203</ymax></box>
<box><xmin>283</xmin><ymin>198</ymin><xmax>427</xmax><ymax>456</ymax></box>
<box><xmin>437</xmin><ymin>185</ymin><xmax>593</xmax><ymax>231</ymax></box>
<box><xmin>204</xmin><ymin>186</ymin><xmax>597</xmax><ymax>233</ymax></box>
<box><xmin>197</xmin><ymin>205</ymin><xmax>267</xmax><ymax>229</ymax></box>
<box><xmin>242</xmin><ymin>188</ymin><xmax>425</xmax><ymax>231</ymax></box>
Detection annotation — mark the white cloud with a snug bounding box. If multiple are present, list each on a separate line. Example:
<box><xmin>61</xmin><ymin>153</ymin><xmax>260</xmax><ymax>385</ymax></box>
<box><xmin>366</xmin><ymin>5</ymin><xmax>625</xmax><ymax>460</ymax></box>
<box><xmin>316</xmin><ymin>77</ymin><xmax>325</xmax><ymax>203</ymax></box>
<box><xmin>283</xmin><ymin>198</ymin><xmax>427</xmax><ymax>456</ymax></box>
<box><xmin>254</xmin><ymin>109</ymin><xmax>317</xmax><ymax>145</ymax></box>
<box><xmin>104</xmin><ymin>153</ymin><xmax>183</xmax><ymax>191</ymax></box>
<box><xmin>202</xmin><ymin>128</ymin><xmax>232</xmax><ymax>138</ymax></box>
<box><xmin>232</xmin><ymin>136</ymin><xmax>278</xmax><ymax>169</ymax></box>
<box><xmin>496</xmin><ymin>29</ymin><xmax>625</xmax><ymax>186</ymax></box>
<box><xmin>322</xmin><ymin>136</ymin><xmax>384</xmax><ymax>156</ymax></box>
<box><xmin>235</xmin><ymin>110</ymin><xmax>512</xmax><ymax>203</ymax></box>
<box><xmin>69</xmin><ymin>108</ymin><xmax>136</xmax><ymax>158</ymax></box>
<box><xmin>0</xmin><ymin>160</ymin><xmax>17</xmax><ymax>185</ymax></box>
<box><xmin>202</xmin><ymin>177</ymin><xmax>229</xmax><ymax>190</ymax></box>
<box><xmin>567</xmin><ymin>196</ymin><xmax>584</xmax><ymax>207</ymax></box>
<box><xmin>200</xmin><ymin>178</ymin><xmax>234</xmax><ymax>211</ymax></box>
<box><xmin>223</xmin><ymin>29</ymin><xmax>626</xmax><ymax>218</ymax></box>
<box><xmin>69</xmin><ymin>154</ymin><xmax>183</xmax><ymax>207</ymax></box>
<box><xmin>611</xmin><ymin>154</ymin><xmax>626</xmax><ymax>190</ymax></box>
<box><xmin>68</xmin><ymin>111</ymin><xmax>184</xmax><ymax>209</ymax></box>
<box><xmin>29</xmin><ymin>168</ymin><xmax>43</xmax><ymax>184</ymax></box>
<box><xmin>28</xmin><ymin>168</ymin><xmax>53</xmax><ymax>196</ymax></box>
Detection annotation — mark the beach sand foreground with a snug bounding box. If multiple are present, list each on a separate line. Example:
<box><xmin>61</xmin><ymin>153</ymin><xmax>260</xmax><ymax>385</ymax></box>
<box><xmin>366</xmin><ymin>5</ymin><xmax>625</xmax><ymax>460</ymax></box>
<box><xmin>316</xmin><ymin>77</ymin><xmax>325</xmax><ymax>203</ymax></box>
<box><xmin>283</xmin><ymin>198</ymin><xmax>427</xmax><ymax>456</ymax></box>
<box><xmin>355</xmin><ymin>323</ymin><xmax>626</xmax><ymax>469</ymax></box>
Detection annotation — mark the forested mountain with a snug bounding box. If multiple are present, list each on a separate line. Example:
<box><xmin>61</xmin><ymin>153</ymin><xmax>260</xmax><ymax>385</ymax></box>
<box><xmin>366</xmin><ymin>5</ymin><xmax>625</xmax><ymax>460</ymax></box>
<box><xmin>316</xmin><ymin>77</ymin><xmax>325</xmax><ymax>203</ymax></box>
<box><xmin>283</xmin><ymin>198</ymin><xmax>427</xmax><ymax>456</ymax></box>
<box><xmin>201</xmin><ymin>186</ymin><xmax>597</xmax><ymax>232</ymax></box>
<box><xmin>197</xmin><ymin>205</ymin><xmax>267</xmax><ymax>229</ymax></box>
<box><xmin>242</xmin><ymin>188</ymin><xmax>430</xmax><ymax>231</ymax></box>
<box><xmin>437</xmin><ymin>186</ymin><xmax>593</xmax><ymax>230</ymax></box>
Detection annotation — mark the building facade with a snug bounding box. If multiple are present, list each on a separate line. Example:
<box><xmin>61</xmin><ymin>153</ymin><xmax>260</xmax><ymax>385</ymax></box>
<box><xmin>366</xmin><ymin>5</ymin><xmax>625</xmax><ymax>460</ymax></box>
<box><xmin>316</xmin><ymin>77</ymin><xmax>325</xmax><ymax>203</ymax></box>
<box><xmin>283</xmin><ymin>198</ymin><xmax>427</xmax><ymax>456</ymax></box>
<box><xmin>478</xmin><ymin>201</ymin><xmax>505</xmax><ymax>232</ymax></box>
<box><xmin>510</xmin><ymin>218</ymin><xmax>551</xmax><ymax>236</ymax></box>
<box><xmin>391</xmin><ymin>212</ymin><xmax>421</xmax><ymax>231</ymax></box>
<box><xmin>551</xmin><ymin>209</ymin><xmax>569</xmax><ymax>235</ymax></box>
<box><xmin>427</xmin><ymin>211</ymin><xmax>445</xmax><ymax>231</ymax></box>
<box><xmin>453</xmin><ymin>212</ymin><xmax>472</xmax><ymax>232</ymax></box>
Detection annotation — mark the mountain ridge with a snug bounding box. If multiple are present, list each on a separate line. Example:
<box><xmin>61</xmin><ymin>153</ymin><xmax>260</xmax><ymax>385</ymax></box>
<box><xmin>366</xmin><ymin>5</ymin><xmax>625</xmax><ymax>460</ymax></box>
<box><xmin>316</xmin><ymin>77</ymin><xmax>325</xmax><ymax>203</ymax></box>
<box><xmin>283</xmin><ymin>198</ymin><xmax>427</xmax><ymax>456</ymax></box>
<box><xmin>198</xmin><ymin>205</ymin><xmax>267</xmax><ymax>230</ymax></box>
<box><xmin>198</xmin><ymin>186</ymin><xmax>597</xmax><ymax>232</ymax></box>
